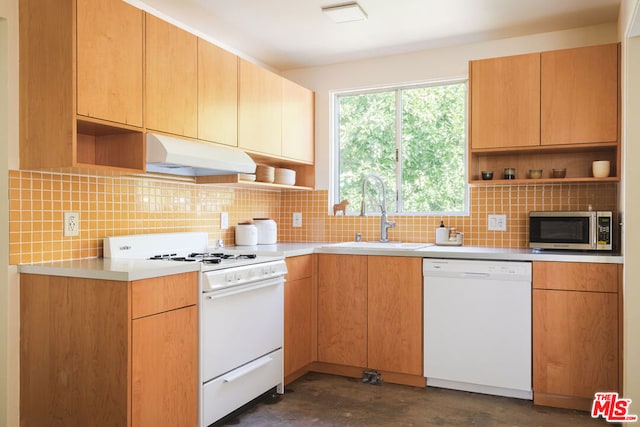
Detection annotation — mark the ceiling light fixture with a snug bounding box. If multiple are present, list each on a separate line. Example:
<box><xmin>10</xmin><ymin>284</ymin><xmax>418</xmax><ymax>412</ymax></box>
<box><xmin>322</xmin><ymin>2</ymin><xmax>368</xmax><ymax>23</ymax></box>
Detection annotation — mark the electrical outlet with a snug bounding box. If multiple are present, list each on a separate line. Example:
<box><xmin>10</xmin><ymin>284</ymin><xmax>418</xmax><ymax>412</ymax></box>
<box><xmin>293</xmin><ymin>212</ymin><xmax>302</xmax><ymax>228</ymax></box>
<box><xmin>488</xmin><ymin>214</ymin><xmax>507</xmax><ymax>231</ymax></box>
<box><xmin>220</xmin><ymin>212</ymin><xmax>229</xmax><ymax>230</ymax></box>
<box><xmin>64</xmin><ymin>212</ymin><xmax>79</xmax><ymax>237</ymax></box>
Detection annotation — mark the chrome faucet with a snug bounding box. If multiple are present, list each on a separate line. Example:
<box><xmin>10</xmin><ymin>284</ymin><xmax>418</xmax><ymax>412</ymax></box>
<box><xmin>360</xmin><ymin>174</ymin><xmax>396</xmax><ymax>242</ymax></box>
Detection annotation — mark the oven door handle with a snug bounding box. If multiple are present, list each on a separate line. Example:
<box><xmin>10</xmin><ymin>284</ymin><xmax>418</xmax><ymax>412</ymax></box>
<box><xmin>204</xmin><ymin>277</ymin><xmax>283</xmax><ymax>300</ymax></box>
<box><xmin>222</xmin><ymin>356</ymin><xmax>273</xmax><ymax>383</ymax></box>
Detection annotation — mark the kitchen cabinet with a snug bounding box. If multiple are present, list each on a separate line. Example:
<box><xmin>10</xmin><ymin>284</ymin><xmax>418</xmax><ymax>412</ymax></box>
<box><xmin>367</xmin><ymin>256</ymin><xmax>423</xmax><ymax>377</ymax></box>
<box><xmin>532</xmin><ymin>261</ymin><xmax>621</xmax><ymax>411</ymax></box>
<box><xmin>282</xmin><ymin>79</ymin><xmax>315</xmax><ymax>164</ymax></box>
<box><xmin>316</xmin><ymin>254</ymin><xmax>423</xmax><ymax>387</ymax></box>
<box><xmin>198</xmin><ymin>40</ymin><xmax>238</xmax><ymax>146</ymax></box>
<box><xmin>541</xmin><ymin>44</ymin><xmax>618</xmax><ymax>146</ymax></box>
<box><xmin>470</xmin><ymin>53</ymin><xmax>541</xmax><ymax>150</ymax></box>
<box><xmin>20</xmin><ymin>272</ymin><xmax>198</xmax><ymax>427</ymax></box>
<box><xmin>469</xmin><ymin>43</ymin><xmax>620</xmax><ymax>184</ymax></box>
<box><xmin>145</xmin><ymin>13</ymin><xmax>198</xmax><ymax>139</ymax></box>
<box><xmin>238</xmin><ymin>59</ymin><xmax>283</xmax><ymax>157</ymax></box>
<box><xmin>284</xmin><ymin>255</ymin><xmax>316</xmax><ymax>384</ymax></box>
<box><xmin>317</xmin><ymin>254</ymin><xmax>368</xmax><ymax>368</ymax></box>
<box><xmin>19</xmin><ymin>0</ymin><xmax>145</xmax><ymax>172</ymax></box>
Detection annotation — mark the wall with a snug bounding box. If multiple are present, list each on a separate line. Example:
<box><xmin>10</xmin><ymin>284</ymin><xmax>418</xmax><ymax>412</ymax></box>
<box><xmin>9</xmin><ymin>172</ymin><xmax>618</xmax><ymax>262</ymax></box>
<box><xmin>1</xmin><ymin>0</ymin><xmax>18</xmax><ymax>423</ymax></box>
<box><xmin>620</xmin><ymin>0</ymin><xmax>640</xmax><ymax>406</ymax></box>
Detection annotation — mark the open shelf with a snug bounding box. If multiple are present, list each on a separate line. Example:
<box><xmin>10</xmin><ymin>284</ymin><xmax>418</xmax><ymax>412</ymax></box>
<box><xmin>195</xmin><ymin>174</ymin><xmax>313</xmax><ymax>190</ymax></box>
<box><xmin>469</xmin><ymin>144</ymin><xmax>619</xmax><ymax>183</ymax></box>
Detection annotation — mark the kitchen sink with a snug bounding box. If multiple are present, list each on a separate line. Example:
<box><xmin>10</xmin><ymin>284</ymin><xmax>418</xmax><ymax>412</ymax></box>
<box><xmin>323</xmin><ymin>241</ymin><xmax>433</xmax><ymax>251</ymax></box>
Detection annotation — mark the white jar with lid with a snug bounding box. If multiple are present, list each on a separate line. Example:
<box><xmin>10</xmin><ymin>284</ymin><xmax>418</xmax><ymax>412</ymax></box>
<box><xmin>253</xmin><ymin>218</ymin><xmax>277</xmax><ymax>244</ymax></box>
<box><xmin>235</xmin><ymin>223</ymin><xmax>258</xmax><ymax>246</ymax></box>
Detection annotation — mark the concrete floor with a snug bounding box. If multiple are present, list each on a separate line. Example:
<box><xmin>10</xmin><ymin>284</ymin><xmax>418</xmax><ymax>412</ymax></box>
<box><xmin>221</xmin><ymin>372</ymin><xmax>612</xmax><ymax>426</ymax></box>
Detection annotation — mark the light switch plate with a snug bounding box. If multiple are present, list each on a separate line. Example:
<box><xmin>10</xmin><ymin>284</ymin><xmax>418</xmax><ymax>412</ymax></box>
<box><xmin>293</xmin><ymin>212</ymin><xmax>302</xmax><ymax>227</ymax></box>
<box><xmin>220</xmin><ymin>212</ymin><xmax>229</xmax><ymax>230</ymax></box>
<box><xmin>488</xmin><ymin>214</ymin><xmax>507</xmax><ymax>231</ymax></box>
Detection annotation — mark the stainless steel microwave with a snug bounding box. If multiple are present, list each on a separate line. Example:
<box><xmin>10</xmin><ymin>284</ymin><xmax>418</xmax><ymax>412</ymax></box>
<box><xmin>529</xmin><ymin>211</ymin><xmax>613</xmax><ymax>251</ymax></box>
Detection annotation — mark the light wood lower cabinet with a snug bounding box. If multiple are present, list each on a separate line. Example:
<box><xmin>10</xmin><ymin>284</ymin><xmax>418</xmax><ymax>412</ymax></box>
<box><xmin>368</xmin><ymin>256</ymin><xmax>423</xmax><ymax>376</ymax></box>
<box><xmin>316</xmin><ymin>254</ymin><xmax>423</xmax><ymax>386</ymax></box>
<box><xmin>20</xmin><ymin>272</ymin><xmax>198</xmax><ymax>427</ymax></box>
<box><xmin>284</xmin><ymin>255</ymin><xmax>316</xmax><ymax>384</ymax></box>
<box><xmin>532</xmin><ymin>261</ymin><xmax>621</xmax><ymax>411</ymax></box>
<box><xmin>317</xmin><ymin>254</ymin><xmax>368</xmax><ymax>368</ymax></box>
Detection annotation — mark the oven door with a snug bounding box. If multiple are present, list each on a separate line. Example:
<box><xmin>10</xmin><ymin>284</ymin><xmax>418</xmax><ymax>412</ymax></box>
<box><xmin>529</xmin><ymin>212</ymin><xmax>595</xmax><ymax>250</ymax></box>
<box><xmin>201</xmin><ymin>276</ymin><xmax>284</xmax><ymax>382</ymax></box>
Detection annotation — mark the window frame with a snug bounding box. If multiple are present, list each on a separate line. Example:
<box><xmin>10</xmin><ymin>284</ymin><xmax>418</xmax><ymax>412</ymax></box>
<box><xmin>331</xmin><ymin>78</ymin><xmax>469</xmax><ymax>216</ymax></box>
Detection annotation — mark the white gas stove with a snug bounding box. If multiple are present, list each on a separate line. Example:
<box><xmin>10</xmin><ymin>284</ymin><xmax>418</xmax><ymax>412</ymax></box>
<box><xmin>103</xmin><ymin>232</ymin><xmax>286</xmax><ymax>426</ymax></box>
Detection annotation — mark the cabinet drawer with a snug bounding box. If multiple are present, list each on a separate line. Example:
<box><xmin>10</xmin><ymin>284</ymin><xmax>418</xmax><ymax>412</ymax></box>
<box><xmin>131</xmin><ymin>272</ymin><xmax>198</xmax><ymax>318</ymax></box>
<box><xmin>285</xmin><ymin>255</ymin><xmax>313</xmax><ymax>281</ymax></box>
<box><xmin>532</xmin><ymin>262</ymin><xmax>618</xmax><ymax>293</ymax></box>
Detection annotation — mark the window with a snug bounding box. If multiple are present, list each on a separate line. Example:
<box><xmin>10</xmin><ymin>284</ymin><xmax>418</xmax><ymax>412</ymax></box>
<box><xmin>334</xmin><ymin>81</ymin><xmax>467</xmax><ymax>214</ymax></box>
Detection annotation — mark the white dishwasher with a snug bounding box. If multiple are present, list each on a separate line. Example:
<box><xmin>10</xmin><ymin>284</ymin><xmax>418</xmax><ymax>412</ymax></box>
<box><xmin>423</xmin><ymin>258</ymin><xmax>532</xmax><ymax>400</ymax></box>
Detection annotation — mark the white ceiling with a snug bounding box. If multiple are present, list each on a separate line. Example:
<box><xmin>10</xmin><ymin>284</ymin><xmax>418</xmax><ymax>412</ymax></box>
<box><xmin>128</xmin><ymin>0</ymin><xmax>621</xmax><ymax>71</ymax></box>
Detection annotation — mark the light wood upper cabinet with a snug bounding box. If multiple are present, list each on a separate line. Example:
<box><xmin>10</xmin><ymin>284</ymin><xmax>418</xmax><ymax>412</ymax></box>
<box><xmin>468</xmin><ymin>43</ymin><xmax>620</xmax><ymax>183</ymax></box>
<box><xmin>470</xmin><ymin>53</ymin><xmax>541</xmax><ymax>150</ymax></box>
<box><xmin>77</xmin><ymin>0</ymin><xmax>143</xmax><ymax>127</ymax></box>
<box><xmin>145</xmin><ymin>14</ymin><xmax>198</xmax><ymax>138</ymax></box>
<box><xmin>19</xmin><ymin>0</ymin><xmax>145</xmax><ymax>172</ymax></box>
<box><xmin>238</xmin><ymin>59</ymin><xmax>283</xmax><ymax>156</ymax></box>
<box><xmin>541</xmin><ymin>44</ymin><xmax>618</xmax><ymax>146</ymax></box>
<box><xmin>532</xmin><ymin>262</ymin><xmax>620</xmax><ymax>411</ymax></box>
<box><xmin>282</xmin><ymin>79</ymin><xmax>315</xmax><ymax>163</ymax></box>
<box><xmin>368</xmin><ymin>256</ymin><xmax>423</xmax><ymax>376</ymax></box>
<box><xmin>198</xmin><ymin>40</ymin><xmax>238</xmax><ymax>146</ymax></box>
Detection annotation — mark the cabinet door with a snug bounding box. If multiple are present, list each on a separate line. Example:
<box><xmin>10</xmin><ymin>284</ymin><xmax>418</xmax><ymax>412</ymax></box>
<box><xmin>284</xmin><ymin>255</ymin><xmax>314</xmax><ymax>379</ymax></box>
<box><xmin>238</xmin><ymin>59</ymin><xmax>283</xmax><ymax>156</ymax></box>
<box><xmin>284</xmin><ymin>277</ymin><xmax>314</xmax><ymax>378</ymax></box>
<box><xmin>198</xmin><ymin>39</ymin><xmax>238</xmax><ymax>146</ymax></box>
<box><xmin>317</xmin><ymin>254</ymin><xmax>367</xmax><ymax>367</ymax></box>
<box><xmin>282</xmin><ymin>79</ymin><xmax>315</xmax><ymax>163</ymax></box>
<box><xmin>533</xmin><ymin>289</ymin><xmax>618</xmax><ymax>408</ymax></box>
<box><xmin>367</xmin><ymin>256</ymin><xmax>423</xmax><ymax>376</ymax></box>
<box><xmin>145</xmin><ymin>14</ymin><xmax>198</xmax><ymax>138</ymax></box>
<box><xmin>76</xmin><ymin>0</ymin><xmax>143</xmax><ymax>126</ymax></box>
<box><xmin>470</xmin><ymin>53</ymin><xmax>540</xmax><ymax>149</ymax></box>
<box><xmin>541</xmin><ymin>44</ymin><xmax>618</xmax><ymax>146</ymax></box>
<box><xmin>132</xmin><ymin>305</ymin><xmax>198</xmax><ymax>427</ymax></box>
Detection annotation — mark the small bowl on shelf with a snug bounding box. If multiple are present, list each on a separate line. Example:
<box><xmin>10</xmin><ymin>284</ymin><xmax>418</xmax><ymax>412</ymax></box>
<box><xmin>528</xmin><ymin>169</ymin><xmax>543</xmax><ymax>179</ymax></box>
<box><xmin>481</xmin><ymin>171</ymin><xmax>493</xmax><ymax>180</ymax></box>
<box><xmin>551</xmin><ymin>168</ymin><xmax>566</xmax><ymax>178</ymax></box>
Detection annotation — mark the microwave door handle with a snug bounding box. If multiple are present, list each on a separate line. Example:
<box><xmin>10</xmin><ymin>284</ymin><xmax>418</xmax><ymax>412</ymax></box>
<box><xmin>591</xmin><ymin>217</ymin><xmax>597</xmax><ymax>248</ymax></box>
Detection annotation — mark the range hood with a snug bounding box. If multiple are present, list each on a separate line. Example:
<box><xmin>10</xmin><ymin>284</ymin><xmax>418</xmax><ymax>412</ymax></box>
<box><xmin>146</xmin><ymin>133</ymin><xmax>256</xmax><ymax>177</ymax></box>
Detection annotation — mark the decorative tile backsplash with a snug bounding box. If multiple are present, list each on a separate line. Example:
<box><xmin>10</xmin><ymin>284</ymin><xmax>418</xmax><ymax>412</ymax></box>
<box><xmin>8</xmin><ymin>170</ymin><xmax>618</xmax><ymax>264</ymax></box>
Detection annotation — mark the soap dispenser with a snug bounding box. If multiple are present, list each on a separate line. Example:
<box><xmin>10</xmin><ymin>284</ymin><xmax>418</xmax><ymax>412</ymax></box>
<box><xmin>435</xmin><ymin>220</ymin><xmax>449</xmax><ymax>245</ymax></box>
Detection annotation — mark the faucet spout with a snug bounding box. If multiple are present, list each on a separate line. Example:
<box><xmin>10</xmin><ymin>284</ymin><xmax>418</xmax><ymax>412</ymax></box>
<box><xmin>360</xmin><ymin>174</ymin><xmax>396</xmax><ymax>242</ymax></box>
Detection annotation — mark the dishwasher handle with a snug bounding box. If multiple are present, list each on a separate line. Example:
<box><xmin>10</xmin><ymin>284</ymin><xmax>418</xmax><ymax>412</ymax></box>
<box><xmin>462</xmin><ymin>272</ymin><xmax>491</xmax><ymax>279</ymax></box>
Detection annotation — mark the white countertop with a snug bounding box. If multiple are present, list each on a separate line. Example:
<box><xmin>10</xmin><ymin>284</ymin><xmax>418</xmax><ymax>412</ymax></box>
<box><xmin>18</xmin><ymin>257</ymin><xmax>201</xmax><ymax>281</ymax></box>
<box><xmin>18</xmin><ymin>242</ymin><xmax>623</xmax><ymax>281</ymax></box>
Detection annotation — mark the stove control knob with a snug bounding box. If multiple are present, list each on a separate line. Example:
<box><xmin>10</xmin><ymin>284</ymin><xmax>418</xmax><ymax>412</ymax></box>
<box><xmin>263</xmin><ymin>267</ymin><xmax>270</xmax><ymax>275</ymax></box>
<box><xmin>225</xmin><ymin>273</ymin><xmax>234</xmax><ymax>283</ymax></box>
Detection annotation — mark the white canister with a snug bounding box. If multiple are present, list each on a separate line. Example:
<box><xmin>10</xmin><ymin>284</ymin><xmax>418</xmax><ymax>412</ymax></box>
<box><xmin>253</xmin><ymin>218</ymin><xmax>277</xmax><ymax>244</ymax></box>
<box><xmin>235</xmin><ymin>223</ymin><xmax>258</xmax><ymax>246</ymax></box>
